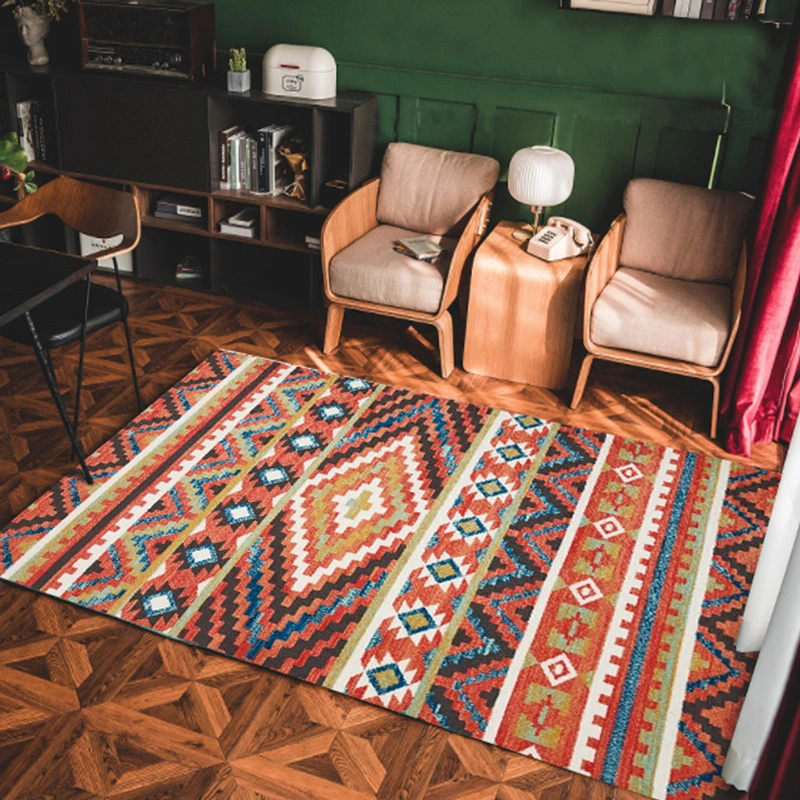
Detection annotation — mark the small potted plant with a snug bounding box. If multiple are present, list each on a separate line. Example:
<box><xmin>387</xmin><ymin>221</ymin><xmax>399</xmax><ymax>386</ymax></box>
<box><xmin>227</xmin><ymin>47</ymin><xmax>250</xmax><ymax>93</ymax></box>
<box><xmin>0</xmin><ymin>132</ymin><xmax>37</xmax><ymax>195</ymax></box>
<box><xmin>2</xmin><ymin>0</ymin><xmax>73</xmax><ymax>66</ymax></box>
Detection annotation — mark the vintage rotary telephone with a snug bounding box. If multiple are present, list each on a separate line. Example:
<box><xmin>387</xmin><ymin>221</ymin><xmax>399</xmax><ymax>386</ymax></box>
<box><xmin>527</xmin><ymin>217</ymin><xmax>593</xmax><ymax>261</ymax></box>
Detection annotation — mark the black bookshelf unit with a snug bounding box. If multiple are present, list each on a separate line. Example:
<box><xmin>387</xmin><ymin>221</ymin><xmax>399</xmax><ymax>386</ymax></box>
<box><xmin>0</xmin><ymin>56</ymin><xmax>378</xmax><ymax>312</ymax></box>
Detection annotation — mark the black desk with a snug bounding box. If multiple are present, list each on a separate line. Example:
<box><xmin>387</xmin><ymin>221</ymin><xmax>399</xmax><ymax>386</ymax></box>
<box><xmin>0</xmin><ymin>242</ymin><xmax>96</xmax><ymax>483</ymax></box>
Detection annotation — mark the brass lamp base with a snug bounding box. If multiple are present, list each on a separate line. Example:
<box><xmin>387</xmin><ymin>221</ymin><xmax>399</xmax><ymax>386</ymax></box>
<box><xmin>511</xmin><ymin>205</ymin><xmax>542</xmax><ymax>243</ymax></box>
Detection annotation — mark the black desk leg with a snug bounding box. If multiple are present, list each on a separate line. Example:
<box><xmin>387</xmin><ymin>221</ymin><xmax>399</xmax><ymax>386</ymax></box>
<box><xmin>25</xmin><ymin>311</ymin><xmax>94</xmax><ymax>485</ymax></box>
<box><xmin>72</xmin><ymin>274</ymin><xmax>92</xmax><ymax>454</ymax></box>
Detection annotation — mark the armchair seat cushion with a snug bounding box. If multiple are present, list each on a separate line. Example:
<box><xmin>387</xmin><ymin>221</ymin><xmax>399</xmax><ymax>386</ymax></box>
<box><xmin>590</xmin><ymin>267</ymin><xmax>732</xmax><ymax>368</ymax></box>
<box><xmin>329</xmin><ymin>224</ymin><xmax>456</xmax><ymax>314</ymax></box>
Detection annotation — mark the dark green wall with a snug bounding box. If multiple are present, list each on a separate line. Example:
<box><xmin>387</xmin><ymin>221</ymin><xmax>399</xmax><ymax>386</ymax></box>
<box><xmin>216</xmin><ymin>1</ymin><xmax>789</xmax><ymax>229</ymax></box>
<box><xmin>217</xmin><ymin>0</ymin><xmax>787</xmax><ymax>107</ymax></box>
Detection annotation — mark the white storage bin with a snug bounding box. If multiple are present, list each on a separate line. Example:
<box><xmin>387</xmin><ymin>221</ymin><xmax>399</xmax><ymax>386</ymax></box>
<box><xmin>262</xmin><ymin>44</ymin><xmax>336</xmax><ymax>100</ymax></box>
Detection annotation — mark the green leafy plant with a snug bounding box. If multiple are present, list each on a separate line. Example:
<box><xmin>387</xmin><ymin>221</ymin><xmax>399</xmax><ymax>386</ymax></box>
<box><xmin>228</xmin><ymin>47</ymin><xmax>247</xmax><ymax>72</ymax></box>
<box><xmin>2</xmin><ymin>0</ymin><xmax>72</xmax><ymax>22</ymax></box>
<box><xmin>0</xmin><ymin>132</ymin><xmax>37</xmax><ymax>193</ymax></box>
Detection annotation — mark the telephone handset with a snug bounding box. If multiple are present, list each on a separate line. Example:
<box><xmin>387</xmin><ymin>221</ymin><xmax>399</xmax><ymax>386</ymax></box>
<box><xmin>527</xmin><ymin>216</ymin><xmax>593</xmax><ymax>262</ymax></box>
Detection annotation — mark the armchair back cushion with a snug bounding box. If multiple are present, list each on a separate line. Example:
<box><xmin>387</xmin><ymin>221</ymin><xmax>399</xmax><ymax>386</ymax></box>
<box><xmin>619</xmin><ymin>178</ymin><xmax>752</xmax><ymax>284</ymax></box>
<box><xmin>376</xmin><ymin>142</ymin><xmax>499</xmax><ymax>237</ymax></box>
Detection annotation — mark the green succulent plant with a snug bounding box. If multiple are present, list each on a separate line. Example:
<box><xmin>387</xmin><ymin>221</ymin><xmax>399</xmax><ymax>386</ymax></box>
<box><xmin>2</xmin><ymin>0</ymin><xmax>72</xmax><ymax>23</ymax></box>
<box><xmin>228</xmin><ymin>48</ymin><xmax>247</xmax><ymax>72</ymax></box>
<box><xmin>0</xmin><ymin>132</ymin><xmax>37</xmax><ymax>193</ymax></box>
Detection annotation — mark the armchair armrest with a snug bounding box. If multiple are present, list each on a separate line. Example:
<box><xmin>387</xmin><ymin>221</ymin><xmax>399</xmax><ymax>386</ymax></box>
<box><xmin>582</xmin><ymin>213</ymin><xmax>626</xmax><ymax>350</ymax></box>
<box><xmin>714</xmin><ymin>241</ymin><xmax>747</xmax><ymax>373</ymax></box>
<box><xmin>438</xmin><ymin>191</ymin><xmax>493</xmax><ymax>314</ymax></box>
<box><xmin>321</xmin><ymin>178</ymin><xmax>380</xmax><ymax>299</ymax></box>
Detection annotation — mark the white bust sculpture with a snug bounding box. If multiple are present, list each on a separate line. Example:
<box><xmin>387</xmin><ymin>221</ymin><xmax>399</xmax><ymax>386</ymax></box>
<box><xmin>14</xmin><ymin>5</ymin><xmax>51</xmax><ymax>66</ymax></box>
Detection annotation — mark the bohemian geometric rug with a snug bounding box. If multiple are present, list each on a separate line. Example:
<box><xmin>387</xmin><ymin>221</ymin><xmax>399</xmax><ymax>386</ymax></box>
<box><xmin>0</xmin><ymin>350</ymin><xmax>780</xmax><ymax>800</ymax></box>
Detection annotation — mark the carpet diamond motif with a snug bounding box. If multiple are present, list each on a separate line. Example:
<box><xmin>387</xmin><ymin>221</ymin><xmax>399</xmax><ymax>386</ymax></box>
<box><xmin>0</xmin><ymin>351</ymin><xmax>780</xmax><ymax>800</ymax></box>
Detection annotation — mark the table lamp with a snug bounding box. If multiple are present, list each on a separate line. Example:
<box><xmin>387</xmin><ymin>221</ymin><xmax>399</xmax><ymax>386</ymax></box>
<box><xmin>508</xmin><ymin>146</ymin><xmax>574</xmax><ymax>242</ymax></box>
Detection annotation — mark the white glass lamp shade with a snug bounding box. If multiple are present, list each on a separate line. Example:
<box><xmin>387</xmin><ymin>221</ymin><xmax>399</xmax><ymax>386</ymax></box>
<box><xmin>508</xmin><ymin>146</ymin><xmax>575</xmax><ymax>208</ymax></box>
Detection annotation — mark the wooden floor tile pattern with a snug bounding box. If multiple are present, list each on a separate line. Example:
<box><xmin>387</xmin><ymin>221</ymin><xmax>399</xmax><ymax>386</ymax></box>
<box><xmin>0</xmin><ymin>276</ymin><xmax>778</xmax><ymax>800</ymax></box>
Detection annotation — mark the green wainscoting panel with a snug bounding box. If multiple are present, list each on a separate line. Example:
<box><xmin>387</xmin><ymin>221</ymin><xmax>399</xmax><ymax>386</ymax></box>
<box><xmin>654</xmin><ymin>128</ymin><xmax>721</xmax><ymax>187</ymax></box>
<box><xmin>332</xmin><ymin>62</ymin><xmax>768</xmax><ymax>231</ymax></box>
<box><xmin>414</xmin><ymin>99</ymin><xmax>477</xmax><ymax>152</ymax></box>
<box><xmin>570</xmin><ymin>116</ymin><xmax>641</xmax><ymax>230</ymax></box>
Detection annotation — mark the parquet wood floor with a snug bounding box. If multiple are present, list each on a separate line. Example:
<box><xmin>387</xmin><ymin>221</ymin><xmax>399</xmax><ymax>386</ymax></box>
<box><xmin>0</xmin><ymin>276</ymin><xmax>780</xmax><ymax>800</ymax></box>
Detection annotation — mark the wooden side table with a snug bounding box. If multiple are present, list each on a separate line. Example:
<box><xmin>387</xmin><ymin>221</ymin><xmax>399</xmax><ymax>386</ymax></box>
<box><xmin>463</xmin><ymin>221</ymin><xmax>589</xmax><ymax>390</ymax></box>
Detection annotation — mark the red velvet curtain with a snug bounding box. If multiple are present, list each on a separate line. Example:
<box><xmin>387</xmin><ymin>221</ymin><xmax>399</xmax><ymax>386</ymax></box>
<box><xmin>748</xmin><ymin>639</ymin><xmax>800</xmax><ymax>800</ymax></box>
<box><xmin>720</xmin><ymin>31</ymin><xmax>800</xmax><ymax>456</ymax></box>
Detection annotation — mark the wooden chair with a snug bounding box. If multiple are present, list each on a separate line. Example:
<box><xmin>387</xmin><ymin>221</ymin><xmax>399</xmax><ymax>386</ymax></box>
<box><xmin>0</xmin><ymin>176</ymin><xmax>142</xmax><ymax>436</ymax></box>
<box><xmin>570</xmin><ymin>178</ymin><xmax>752</xmax><ymax>438</ymax></box>
<box><xmin>320</xmin><ymin>143</ymin><xmax>498</xmax><ymax>378</ymax></box>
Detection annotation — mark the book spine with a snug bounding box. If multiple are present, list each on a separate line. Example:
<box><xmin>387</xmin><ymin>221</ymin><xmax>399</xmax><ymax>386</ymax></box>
<box><xmin>662</xmin><ymin>0</ymin><xmax>676</xmax><ymax>13</ymax></box>
<box><xmin>257</xmin><ymin>131</ymin><xmax>268</xmax><ymax>193</ymax></box>
<box><xmin>726</xmin><ymin>0</ymin><xmax>742</xmax><ymax>18</ymax></box>
<box><xmin>688</xmin><ymin>0</ymin><xmax>704</xmax><ymax>16</ymax></box>
<box><xmin>674</xmin><ymin>0</ymin><xmax>691</xmax><ymax>16</ymax></box>
<box><xmin>741</xmin><ymin>0</ymin><xmax>755</xmax><ymax>17</ymax></box>
<box><xmin>267</xmin><ymin>131</ymin><xmax>275</xmax><ymax>194</ymax></box>
<box><xmin>700</xmin><ymin>0</ymin><xmax>716</xmax><ymax>18</ymax></box>
<box><xmin>251</xmin><ymin>136</ymin><xmax>260</xmax><ymax>193</ymax></box>
<box><xmin>713</xmin><ymin>0</ymin><xmax>727</xmax><ymax>18</ymax></box>
<box><xmin>239</xmin><ymin>137</ymin><xmax>247</xmax><ymax>191</ymax></box>
<box><xmin>219</xmin><ymin>130</ymin><xmax>229</xmax><ymax>189</ymax></box>
<box><xmin>230</xmin><ymin>137</ymin><xmax>241</xmax><ymax>191</ymax></box>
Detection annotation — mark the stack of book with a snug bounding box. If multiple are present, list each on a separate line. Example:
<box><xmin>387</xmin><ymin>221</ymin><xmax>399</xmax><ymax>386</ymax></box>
<box><xmin>305</xmin><ymin>234</ymin><xmax>321</xmax><ymax>251</ymax></box>
<box><xmin>175</xmin><ymin>254</ymin><xmax>205</xmax><ymax>281</ymax></box>
<box><xmin>393</xmin><ymin>236</ymin><xmax>443</xmax><ymax>262</ymax></box>
<box><xmin>219</xmin><ymin>207</ymin><xmax>258</xmax><ymax>238</ymax></box>
<box><xmin>219</xmin><ymin>124</ymin><xmax>294</xmax><ymax>195</ymax></box>
<box><xmin>662</xmin><ymin>0</ymin><xmax>757</xmax><ymax>18</ymax></box>
<box><xmin>16</xmin><ymin>100</ymin><xmax>48</xmax><ymax>162</ymax></box>
<box><xmin>154</xmin><ymin>195</ymin><xmax>204</xmax><ymax>226</ymax></box>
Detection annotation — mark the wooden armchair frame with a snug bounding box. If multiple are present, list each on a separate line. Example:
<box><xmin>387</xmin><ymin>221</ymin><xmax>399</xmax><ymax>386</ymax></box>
<box><xmin>570</xmin><ymin>213</ymin><xmax>747</xmax><ymax>438</ymax></box>
<box><xmin>320</xmin><ymin>177</ymin><xmax>494</xmax><ymax>378</ymax></box>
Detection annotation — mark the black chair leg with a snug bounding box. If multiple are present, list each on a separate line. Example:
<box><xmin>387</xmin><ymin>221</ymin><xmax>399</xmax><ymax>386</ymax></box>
<box><xmin>113</xmin><ymin>257</ymin><xmax>143</xmax><ymax>412</ymax></box>
<box><xmin>26</xmin><ymin>312</ymin><xmax>93</xmax><ymax>484</ymax></box>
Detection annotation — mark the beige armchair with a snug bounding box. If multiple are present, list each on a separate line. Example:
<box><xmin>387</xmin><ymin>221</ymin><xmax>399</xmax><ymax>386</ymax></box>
<box><xmin>570</xmin><ymin>178</ymin><xmax>753</xmax><ymax>438</ymax></box>
<box><xmin>320</xmin><ymin>142</ymin><xmax>499</xmax><ymax>378</ymax></box>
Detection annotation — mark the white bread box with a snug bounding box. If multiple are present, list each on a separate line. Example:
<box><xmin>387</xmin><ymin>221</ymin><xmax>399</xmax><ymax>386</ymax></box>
<box><xmin>262</xmin><ymin>44</ymin><xmax>336</xmax><ymax>100</ymax></box>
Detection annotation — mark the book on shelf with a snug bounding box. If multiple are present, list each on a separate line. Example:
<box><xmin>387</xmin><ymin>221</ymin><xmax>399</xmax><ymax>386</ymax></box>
<box><xmin>305</xmin><ymin>233</ymin><xmax>321</xmax><ymax>251</ymax></box>
<box><xmin>227</xmin><ymin>207</ymin><xmax>258</xmax><ymax>227</ymax></box>
<box><xmin>222</xmin><ymin>123</ymin><xmax>298</xmax><ymax>196</ymax></box>
<box><xmin>687</xmin><ymin>0</ymin><xmax>703</xmax><ymax>16</ymax></box>
<box><xmin>156</xmin><ymin>194</ymin><xmax>204</xmax><ymax>219</ymax></box>
<box><xmin>700</xmin><ymin>0</ymin><xmax>716</xmax><ymax>19</ymax></box>
<box><xmin>393</xmin><ymin>236</ymin><xmax>443</xmax><ymax>262</ymax></box>
<box><xmin>219</xmin><ymin>221</ymin><xmax>256</xmax><ymax>238</ymax></box>
<box><xmin>219</xmin><ymin>207</ymin><xmax>257</xmax><ymax>238</ymax></box>
<box><xmin>16</xmin><ymin>99</ymin><xmax>47</xmax><ymax>162</ymax></box>
<box><xmin>726</xmin><ymin>0</ymin><xmax>743</xmax><ymax>18</ymax></box>
<box><xmin>175</xmin><ymin>253</ymin><xmax>205</xmax><ymax>281</ymax></box>
<box><xmin>154</xmin><ymin>210</ymin><xmax>205</xmax><ymax>226</ymax></box>
<box><xmin>219</xmin><ymin>126</ymin><xmax>241</xmax><ymax>190</ymax></box>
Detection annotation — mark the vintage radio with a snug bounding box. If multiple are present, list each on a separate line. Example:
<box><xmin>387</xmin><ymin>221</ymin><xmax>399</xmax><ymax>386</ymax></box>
<box><xmin>78</xmin><ymin>0</ymin><xmax>215</xmax><ymax>81</ymax></box>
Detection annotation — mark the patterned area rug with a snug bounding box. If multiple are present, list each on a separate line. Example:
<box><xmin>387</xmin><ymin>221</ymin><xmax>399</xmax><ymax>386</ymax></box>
<box><xmin>0</xmin><ymin>351</ymin><xmax>779</xmax><ymax>800</ymax></box>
